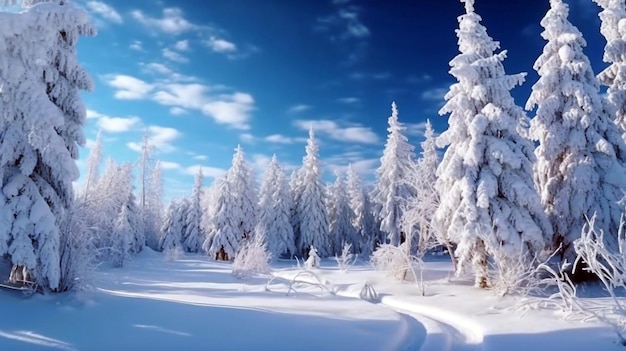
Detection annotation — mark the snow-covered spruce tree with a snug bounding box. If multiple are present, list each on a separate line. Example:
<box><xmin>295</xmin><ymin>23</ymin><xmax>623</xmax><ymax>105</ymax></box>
<box><xmin>435</xmin><ymin>0</ymin><xmax>551</xmax><ymax>288</ymax></box>
<box><xmin>203</xmin><ymin>176</ymin><xmax>240</xmax><ymax>261</ymax></box>
<box><xmin>295</xmin><ymin>128</ymin><xmax>330</xmax><ymax>258</ymax></box>
<box><xmin>0</xmin><ymin>1</ymin><xmax>95</xmax><ymax>291</ymax></box>
<box><xmin>182</xmin><ymin>169</ymin><xmax>205</xmax><ymax>252</ymax></box>
<box><xmin>527</xmin><ymin>0</ymin><xmax>626</xmax><ymax>260</ymax></box>
<box><xmin>114</xmin><ymin>163</ymin><xmax>144</xmax><ymax>255</ymax></box>
<box><xmin>371</xmin><ymin>102</ymin><xmax>416</xmax><ymax>247</ymax></box>
<box><xmin>346</xmin><ymin>165</ymin><xmax>378</xmax><ymax>256</ymax></box>
<box><xmin>159</xmin><ymin>198</ymin><xmax>190</xmax><ymax>252</ymax></box>
<box><xmin>82</xmin><ymin>129</ymin><xmax>103</xmax><ymax>201</ymax></box>
<box><xmin>327</xmin><ymin>171</ymin><xmax>358</xmax><ymax>256</ymax></box>
<box><xmin>289</xmin><ymin>170</ymin><xmax>302</xmax><ymax>249</ymax></box>
<box><xmin>111</xmin><ymin>201</ymin><xmax>133</xmax><ymax>268</ymax></box>
<box><xmin>227</xmin><ymin>146</ymin><xmax>257</xmax><ymax>241</ymax></box>
<box><xmin>145</xmin><ymin>160</ymin><xmax>164</xmax><ymax>250</ymax></box>
<box><xmin>594</xmin><ymin>0</ymin><xmax>626</xmax><ymax>140</ymax></box>
<box><xmin>257</xmin><ymin>155</ymin><xmax>296</xmax><ymax>258</ymax></box>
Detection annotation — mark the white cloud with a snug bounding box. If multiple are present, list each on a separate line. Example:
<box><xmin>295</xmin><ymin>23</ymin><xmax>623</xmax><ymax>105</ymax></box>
<box><xmin>174</xmin><ymin>40</ymin><xmax>190</xmax><ymax>51</ymax></box>
<box><xmin>141</xmin><ymin>62</ymin><xmax>173</xmax><ymax>75</ymax></box>
<box><xmin>316</xmin><ymin>6</ymin><xmax>369</xmax><ymax>41</ymax></box>
<box><xmin>240</xmin><ymin>133</ymin><xmax>256</xmax><ymax>143</ymax></box>
<box><xmin>193</xmin><ymin>155</ymin><xmax>208</xmax><ymax>161</ymax></box>
<box><xmin>163</xmin><ymin>48</ymin><xmax>189</xmax><ymax>63</ymax></box>
<box><xmin>421</xmin><ymin>87</ymin><xmax>448</xmax><ymax>101</ymax></box>
<box><xmin>98</xmin><ymin>116</ymin><xmax>141</xmax><ymax>133</ymax></box>
<box><xmin>86</xmin><ymin>1</ymin><xmax>122</xmax><ymax>24</ymax></box>
<box><xmin>169</xmin><ymin>107</ymin><xmax>187</xmax><ymax>116</ymax></box>
<box><xmin>264</xmin><ymin>134</ymin><xmax>306</xmax><ymax>144</ymax></box>
<box><xmin>201</xmin><ymin>92</ymin><xmax>255</xmax><ymax>130</ymax></box>
<box><xmin>129</xmin><ymin>40</ymin><xmax>143</xmax><ymax>51</ymax></box>
<box><xmin>337</xmin><ymin>97</ymin><xmax>359</xmax><ymax>104</ymax></box>
<box><xmin>86</xmin><ymin>109</ymin><xmax>103</xmax><ymax>119</ymax></box>
<box><xmin>405</xmin><ymin>122</ymin><xmax>428</xmax><ymax>137</ymax></box>
<box><xmin>293</xmin><ymin>119</ymin><xmax>379</xmax><ymax>144</ymax></box>
<box><xmin>207</xmin><ymin>37</ymin><xmax>237</xmax><ymax>53</ymax></box>
<box><xmin>127</xmin><ymin>125</ymin><xmax>182</xmax><ymax>153</ymax></box>
<box><xmin>287</xmin><ymin>104</ymin><xmax>311</xmax><ymax>114</ymax></box>
<box><xmin>160</xmin><ymin>161</ymin><xmax>182</xmax><ymax>170</ymax></box>
<box><xmin>105</xmin><ymin>74</ymin><xmax>153</xmax><ymax>100</ymax></box>
<box><xmin>131</xmin><ymin>8</ymin><xmax>194</xmax><ymax>35</ymax></box>
<box><xmin>183</xmin><ymin>165</ymin><xmax>226</xmax><ymax>178</ymax></box>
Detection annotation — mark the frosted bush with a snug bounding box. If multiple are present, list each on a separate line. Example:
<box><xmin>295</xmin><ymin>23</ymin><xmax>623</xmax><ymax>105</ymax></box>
<box><xmin>232</xmin><ymin>235</ymin><xmax>272</xmax><ymax>278</ymax></box>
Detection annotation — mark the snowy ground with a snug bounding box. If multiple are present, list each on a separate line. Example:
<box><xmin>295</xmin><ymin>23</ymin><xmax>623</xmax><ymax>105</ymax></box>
<box><xmin>0</xmin><ymin>250</ymin><xmax>621</xmax><ymax>351</ymax></box>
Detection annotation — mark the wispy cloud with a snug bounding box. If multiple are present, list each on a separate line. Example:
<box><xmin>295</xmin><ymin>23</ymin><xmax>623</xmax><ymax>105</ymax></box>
<box><xmin>127</xmin><ymin>126</ymin><xmax>182</xmax><ymax>153</ymax></box>
<box><xmin>174</xmin><ymin>40</ymin><xmax>190</xmax><ymax>51</ymax></box>
<box><xmin>104</xmin><ymin>74</ymin><xmax>154</xmax><ymax>100</ymax></box>
<box><xmin>325</xmin><ymin>151</ymin><xmax>379</xmax><ymax>177</ymax></box>
<box><xmin>264</xmin><ymin>134</ymin><xmax>307</xmax><ymax>144</ymax></box>
<box><xmin>160</xmin><ymin>161</ymin><xmax>182</xmax><ymax>170</ymax></box>
<box><xmin>131</xmin><ymin>8</ymin><xmax>195</xmax><ymax>35</ymax></box>
<box><xmin>98</xmin><ymin>116</ymin><xmax>141</xmax><ymax>133</ymax></box>
<box><xmin>349</xmin><ymin>72</ymin><xmax>391</xmax><ymax>80</ymax></box>
<box><xmin>162</xmin><ymin>48</ymin><xmax>189</xmax><ymax>63</ymax></box>
<box><xmin>104</xmin><ymin>74</ymin><xmax>256</xmax><ymax>130</ymax></box>
<box><xmin>337</xmin><ymin>97</ymin><xmax>359</xmax><ymax>104</ymax></box>
<box><xmin>240</xmin><ymin>133</ymin><xmax>256</xmax><ymax>143</ymax></box>
<box><xmin>405</xmin><ymin>122</ymin><xmax>428</xmax><ymax>137</ymax></box>
<box><xmin>421</xmin><ymin>87</ymin><xmax>448</xmax><ymax>102</ymax></box>
<box><xmin>287</xmin><ymin>104</ymin><xmax>311</xmax><ymax>114</ymax></box>
<box><xmin>315</xmin><ymin>1</ymin><xmax>370</xmax><ymax>65</ymax></box>
<box><xmin>86</xmin><ymin>1</ymin><xmax>122</xmax><ymax>24</ymax></box>
<box><xmin>169</xmin><ymin>107</ymin><xmax>187</xmax><ymax>116</ymax></box>
<box><xmin>129</xmin><ymin>40</ymin><xmax>143</xmax><ymax>51</ymax></box>
<box><xmin>293</xmin><ymin>119</ymin><xmax>379</xmax><ymax>144</ymax></box>
<box><xmin>206</xmin><ymin>36</ymin><xmax>237</xmax><ymax>53</ymax></box>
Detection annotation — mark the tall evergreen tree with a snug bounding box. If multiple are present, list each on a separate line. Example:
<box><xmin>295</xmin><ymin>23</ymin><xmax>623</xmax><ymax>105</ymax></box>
<box><xmin>346</xmin><ymin>165</ymin><xmax>377</xmax><ymax>256</ymax></box>
<box><xmin>182</xmin><ymin>169</ymin><xmax>204</xmax><ymax>253</ymax></box>
<box><xmin>0</xmin><ymin>1</ymin><xmax>95</xmax><ymax>290</ymax></box>
<box><xmin>327</xmin><ymin>171</ymin><xmax>358</xmax><ymax>255</ymax></box>
<box><xmin>435</xmin><ymin>0</ymin><xmax>551</xmax><ymax>287</ymax></box>
<box><xmin>227</xmin><ymin>146</ymin><xmax>257</xmax><ymax>240</ymax></box>
<box><xmin>203</xmin><ymin>176</ymin><xmax>240</xmax><ymax>261</ymax></box>
<box><xmin>296</xmin><ymin>128</ymin><xmax>330</xmax><ymax>257</ymax></box>
<box><xmin>159</xmin><ymin>199</ymin><xmax>190</xmax><ymax>252</ymax></box>
<box><xmin>526</xmin><ymin>0</ymin><xmax>626</xmax><ymax>260</ymax></box>
<box><xmin>257</xmin><ymin>155</ymin><xmax>296</xmax><ymax>258</ymax></box>
<box><xmin>594</xmin><ymin>0</ymin><xmax>626</xmax><ymax>140</ymax></box>
<box><xmin>371</xmin><ymin>102</ymin><xmax>416</xmax><ymax>246</ymax></box>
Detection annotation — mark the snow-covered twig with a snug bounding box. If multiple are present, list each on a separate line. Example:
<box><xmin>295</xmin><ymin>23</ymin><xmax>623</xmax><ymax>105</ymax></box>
<box><xmin>334</xmin><ymin>243</ymin><xmax>357</xmax><ymax>272</ymax></box>
<box><xmin>265</xmin><ymin>270</ymin><xmax>333</xmax><ymax>297</ymax></box>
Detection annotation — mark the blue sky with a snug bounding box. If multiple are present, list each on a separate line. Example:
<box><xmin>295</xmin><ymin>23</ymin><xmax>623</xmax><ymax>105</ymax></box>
<box><xmin>63</xmin><ymin>0</ymin><xmax>606</xmax><ymax>199</ymax></box>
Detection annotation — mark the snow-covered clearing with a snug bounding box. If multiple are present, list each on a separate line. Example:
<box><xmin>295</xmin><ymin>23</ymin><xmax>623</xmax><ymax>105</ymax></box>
<box><xmin>0</xmin><ymin>250</ymin><xmax>621</xmax><ymax>351</ymax></box>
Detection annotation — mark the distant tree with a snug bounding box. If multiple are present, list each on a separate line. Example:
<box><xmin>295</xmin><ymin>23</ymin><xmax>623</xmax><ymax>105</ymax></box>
<box><xmin>145</xmin><ymin>160</ymin><xmax>164</xmax><ymax>250</ymax></box>
<box><xmin>594</xmin><ymin>0</ymin><xmax>626</xmax><ymax>140</ymax></box>
<box><xmin>371</xmin><ymin>102</ymin><xmax>416</xmax><ymax>246</ymax></box>
<box><xmin>111</xmin><ymin>201</ymin><xmax>133</xmax><ymax>268</ymax></box>
<box><xmin>526</xmin><ymin>0</ymin><xmax>626</xmax><ymax>260</ymax></box>
<box><xmin>257</xmin><ymin>155</ymin><xmax>296</xmax><ymax>258</ymax></box>
<box><xmin>327</xmin><ymin>171</ymin><xmax>358</xmax><ymax>256</ymax></box>
<box><xmin>289</xmin><ymin>170</ymin><xmax>302</xmax><ymax>248</ymax></box>
<box><xmin>203</xmin><ymin>176</ymin><xmax>240</xmax><ymax>261</ymax></box>
<box><xmin>227</xmin><ymin>146</ymin><xmax>257</xmax><ymax>240</ymax></box>
<box><xmin>346</xmin><ymin>165</ymin><xmax>378</xmax><ymax>256</ymax></box>
<box><xmin>295</xmin><ymin>128</ymin><xmax>330</xmax><ymax>257</ymax></box>
<box><xmin>82</xmin><ymin>130</ymin><xmax>103</xmax><ymax>201</ymax></box>
<box><xmin>0</xmin><ymin>1</ymin><xmax>95</xmax><ymax>290</ymax></box>
<box><xmin>182</xmin><ymin>169</ymin><xmax>205</xmax><ymax>253</ymax></box>
<box><xmin>159</xmin><ymin>199</ymin><xmax>190</xmax><ymax>252</ymax></box>
<box><xmin>436</xmin><ymin>0</ymin><xmax>551</xmax><ymax>288</ymax></box>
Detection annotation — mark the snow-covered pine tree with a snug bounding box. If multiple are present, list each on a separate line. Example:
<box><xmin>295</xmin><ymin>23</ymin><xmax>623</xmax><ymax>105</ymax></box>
<box><xmin>115</xmin><ymin>163</ymin><xmax>144</xmax><ymax>255</ymax></box>
<box><xmin>145</xmin><ymin>160</ymin><xmax>164</xmax><ymax>250</ymax></box>
<box><xmin>403</xmin><ymin>120</ymin><xmax>446</xmax><ymax>258</ymax></box>
<box><xmin>257</xmin><ymin>155</ymin><xmax>296</xmax><ymax>258</ymax></box>
<box><xmin>435</xmin><ymin>0</ymin><xmax>551</xmax><ymax>288</ymax></box>
<box><xmin>594</xmin><ymin>0</ymin><xmax>626</xmax><ymax>140</ymax></box>
<box><xmin>227</xmin><ymin>146</ymin><xmax>257</xmax><ymax>241</ymax></box>
<box><xmin>203</xmin><ymin>176</ymin><xmax>240</xmax><ymax>261</ymax></box>
<box><xmin>111</xmin><ymin>201</ymin><xmax>133</xmax><ymax>268</ymax></box>
<box><xmin>295</xmin><ymin>128</ymin><xmax>330</xmax><ymax>258</ymax></box>
<box><xmin>182</xmin><ymin>169</ymin><xmax>204</xmax><ymax>252</ymax></box>
<box><xmin>346</xmin><ymin>165</ymin><xmax>378</xmax><ymax>256</ymax></box>
<box><xmin>527</xmin><ymin>0</ymin><xmax>626</xmax><ymax>260</ymax></box>
<box><xmin>371</xmin><ymin>102</ymin><xmax>416</xmax><ymax>247</ymax></box>
<box><xmin>0</xmin><ymin>1</ymin><xmax>95</xmax><ymax>290</ymax></box>
<box><xmin>82</xmin><ymin>130</ymin><xmax>103</xmax><ymax>201</ymax></box>
<box><xmin>327</xmin><ymin>171</ymin><xmax>358</xmax><ymax>256</ymax></box>
<box><xmin>289</xmin><ymin>170</ymin><xmax>302</xmax><ymax>249</ymax></box>
<box><xmin>159</xmin><ymin>199</ymin><xmax>190</xmax><ymax>252</ymax></box>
